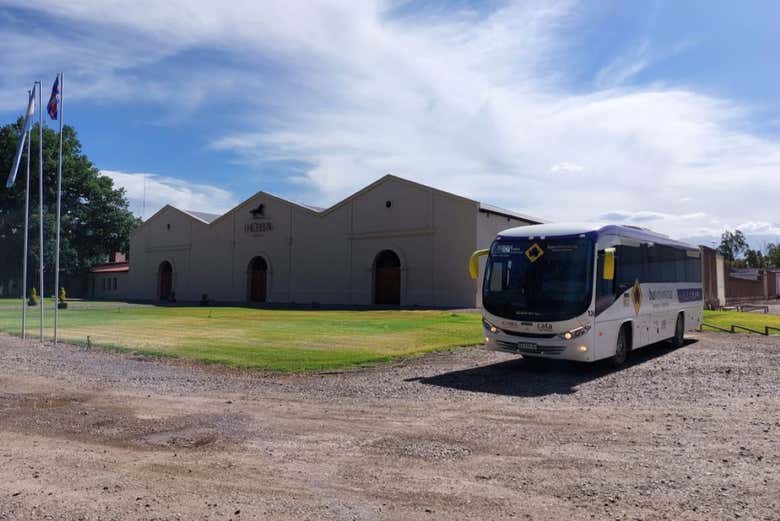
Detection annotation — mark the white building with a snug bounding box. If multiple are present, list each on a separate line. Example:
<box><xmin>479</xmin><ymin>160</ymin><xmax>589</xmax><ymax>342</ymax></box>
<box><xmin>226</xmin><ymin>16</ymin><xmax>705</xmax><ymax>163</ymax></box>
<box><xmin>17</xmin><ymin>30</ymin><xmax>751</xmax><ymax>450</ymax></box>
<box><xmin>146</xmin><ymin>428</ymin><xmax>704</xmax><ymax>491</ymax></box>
<box><xmin>126</xmin><ymin>175</ymin><xmax>542</xmax><ymax>307</ymax></box>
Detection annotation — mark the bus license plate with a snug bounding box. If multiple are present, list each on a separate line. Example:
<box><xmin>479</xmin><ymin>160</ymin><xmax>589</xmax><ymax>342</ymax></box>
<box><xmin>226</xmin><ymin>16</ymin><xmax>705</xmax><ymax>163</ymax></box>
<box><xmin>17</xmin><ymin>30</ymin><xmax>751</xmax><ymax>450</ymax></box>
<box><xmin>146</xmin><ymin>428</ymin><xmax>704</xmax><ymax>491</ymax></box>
<box><xmin>517</xmin><ymin>342</ymin><xmax>538</xmax><ymax>352</ymax></box>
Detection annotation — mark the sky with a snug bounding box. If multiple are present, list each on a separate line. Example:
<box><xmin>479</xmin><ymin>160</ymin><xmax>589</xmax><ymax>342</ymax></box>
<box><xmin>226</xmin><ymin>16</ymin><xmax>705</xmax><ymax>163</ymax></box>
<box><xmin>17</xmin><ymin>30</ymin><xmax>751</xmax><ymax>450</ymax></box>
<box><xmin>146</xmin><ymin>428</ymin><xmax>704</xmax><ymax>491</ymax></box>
<box><xmin>1</xmin><ymin>0</ymin><xmax>779</xmax><ymax>249</ymax></box>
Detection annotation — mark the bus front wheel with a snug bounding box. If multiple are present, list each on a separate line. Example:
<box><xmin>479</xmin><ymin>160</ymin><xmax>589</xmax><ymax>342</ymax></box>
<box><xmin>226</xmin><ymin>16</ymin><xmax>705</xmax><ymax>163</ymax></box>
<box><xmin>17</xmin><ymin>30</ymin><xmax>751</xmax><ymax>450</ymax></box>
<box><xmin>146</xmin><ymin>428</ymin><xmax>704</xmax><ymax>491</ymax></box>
<box><xmin>612</xmin><ymin>326</ymin><xmax>630</xmax><ymax>368</ymax></box>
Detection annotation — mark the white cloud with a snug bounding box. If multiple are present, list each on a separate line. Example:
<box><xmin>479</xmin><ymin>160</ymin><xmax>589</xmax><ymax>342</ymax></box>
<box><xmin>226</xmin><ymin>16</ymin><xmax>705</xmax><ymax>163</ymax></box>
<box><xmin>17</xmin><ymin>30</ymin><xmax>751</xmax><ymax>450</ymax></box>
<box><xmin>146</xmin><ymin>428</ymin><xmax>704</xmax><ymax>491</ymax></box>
<box><xmin>2</xmin><ymin>0</ymin><xmax>779</xmax><ymax>240</ymax></box>
<box><xmin>593</xmin><ymin>37</ymin><xmax>696</xmax><ymax>89</ymax></box>
<box><xmin>735</xmin><ymin>221</ymin><xmax>780</xmax><ymax>235</ymax></box>
<box><xmin>594</xmin><ymin>40</ymin><xmax>651</xmax><ymax>89</ymax></box>
<box><xmin>101</xmin><ymin>170</ymin><xmax>236</xmax><ymax>219</ymax></box>
<box><xmin>599</xmin><ymin>210</ymin><xmax>708</xmax><ymax>224</ymax></box>
<box><xmin>550</xmin><ymin>162</ymin><xmax>584</xmax><ymax>175</ymax></box>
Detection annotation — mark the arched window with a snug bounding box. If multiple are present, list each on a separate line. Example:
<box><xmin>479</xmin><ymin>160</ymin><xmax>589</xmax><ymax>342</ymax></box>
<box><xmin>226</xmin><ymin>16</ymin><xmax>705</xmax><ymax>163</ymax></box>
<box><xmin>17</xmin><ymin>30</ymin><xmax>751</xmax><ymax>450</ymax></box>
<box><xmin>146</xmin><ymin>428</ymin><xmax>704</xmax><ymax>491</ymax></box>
<box><xmin>374</xmin><ymin>250</ymin><xmax>401</xmax><ymax>305</ymax></box>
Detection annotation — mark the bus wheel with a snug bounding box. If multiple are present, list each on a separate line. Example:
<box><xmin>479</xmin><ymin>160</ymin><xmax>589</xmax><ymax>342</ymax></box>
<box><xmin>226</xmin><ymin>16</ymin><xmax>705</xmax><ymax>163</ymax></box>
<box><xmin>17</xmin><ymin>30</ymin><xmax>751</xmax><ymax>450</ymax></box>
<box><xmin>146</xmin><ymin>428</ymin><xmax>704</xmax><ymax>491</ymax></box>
<box><xmin>672</xmin><ymin>313</ymin><xmax>685</xmax><ymax>348</ymax></box>
<box><xmin>612</xmin><ymin>326</ymin><xmax>629</xmax><ymax>368</ymax></box>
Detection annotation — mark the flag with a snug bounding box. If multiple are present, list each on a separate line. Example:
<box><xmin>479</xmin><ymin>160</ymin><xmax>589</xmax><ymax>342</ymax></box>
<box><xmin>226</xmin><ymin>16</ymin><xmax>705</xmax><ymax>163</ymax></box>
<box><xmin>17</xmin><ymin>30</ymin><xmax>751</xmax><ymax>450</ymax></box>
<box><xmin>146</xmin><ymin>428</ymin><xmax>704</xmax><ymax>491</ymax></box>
<box><xmin>5</xmin><ymin>87</ymin><xmax>36</xmax><ymax>188</ymax></box>
<box><xmin>47</xmin><ymin>75</ymin><xmax>60</xmax><ymax>120</ymax></box>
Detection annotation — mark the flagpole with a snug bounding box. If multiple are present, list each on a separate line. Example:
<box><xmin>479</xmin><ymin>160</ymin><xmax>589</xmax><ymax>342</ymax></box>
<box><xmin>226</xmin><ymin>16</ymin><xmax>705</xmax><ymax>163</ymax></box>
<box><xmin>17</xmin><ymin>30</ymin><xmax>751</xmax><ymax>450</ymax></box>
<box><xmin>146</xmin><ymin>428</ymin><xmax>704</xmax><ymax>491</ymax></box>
<box><xmin>37</xmin><ymin>81</ymin><xmax>44</xmax><ymax>343</ymax></box>
<box><xmin>21</xmin><ymin>102</ymin><xmax>31</xmax><ymax>340</ymax></box>
<box><xmin>54</xmin><ymin>73</ymin><xmax>63</xmax><ymax>345</ymax></box>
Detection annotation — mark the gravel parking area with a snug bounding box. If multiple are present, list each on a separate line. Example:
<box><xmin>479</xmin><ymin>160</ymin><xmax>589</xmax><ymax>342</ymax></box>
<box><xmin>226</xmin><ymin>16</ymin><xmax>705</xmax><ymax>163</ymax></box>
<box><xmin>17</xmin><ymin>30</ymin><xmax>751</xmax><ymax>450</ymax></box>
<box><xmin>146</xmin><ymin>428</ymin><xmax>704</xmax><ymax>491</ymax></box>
<box><xmin>0</xmin><ymin>332</ymin><xmax>777</xmax><ymax>520</ymax></box>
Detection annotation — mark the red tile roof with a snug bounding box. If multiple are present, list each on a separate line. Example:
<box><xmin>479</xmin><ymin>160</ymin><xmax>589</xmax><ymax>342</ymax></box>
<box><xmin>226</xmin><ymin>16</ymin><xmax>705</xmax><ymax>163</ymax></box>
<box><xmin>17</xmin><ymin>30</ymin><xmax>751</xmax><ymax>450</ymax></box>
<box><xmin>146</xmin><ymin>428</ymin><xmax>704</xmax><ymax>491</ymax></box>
<box><xmin>90</xmin><ymin>262</ymin><xmax>129</xmax><ymax>274</ymax></box>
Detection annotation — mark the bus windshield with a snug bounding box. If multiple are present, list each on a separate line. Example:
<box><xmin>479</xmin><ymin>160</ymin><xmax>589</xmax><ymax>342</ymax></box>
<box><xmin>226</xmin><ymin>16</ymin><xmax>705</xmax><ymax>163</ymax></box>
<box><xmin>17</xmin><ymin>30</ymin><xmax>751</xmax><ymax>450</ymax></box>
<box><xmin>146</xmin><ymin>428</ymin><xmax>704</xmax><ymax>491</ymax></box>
<box><xmin>483</xmin><ymin>236</ymin><xmax>594</xmax><ymax>322</ymax></box>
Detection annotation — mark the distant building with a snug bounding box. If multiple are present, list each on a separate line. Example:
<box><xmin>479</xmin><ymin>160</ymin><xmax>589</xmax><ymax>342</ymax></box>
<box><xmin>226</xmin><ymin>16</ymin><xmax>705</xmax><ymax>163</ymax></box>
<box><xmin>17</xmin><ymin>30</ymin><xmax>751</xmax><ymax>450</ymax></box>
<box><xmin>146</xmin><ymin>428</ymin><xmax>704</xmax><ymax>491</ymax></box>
<box><xmin>89</xmin><ymin>252</ymin><xmax>129</xmax><ymax>299</ymax></box>
<box><xmin>126</xmin><ymin>175</ymin><xmax>543</xmax><ymax>307</ymax></box>
<box><xmin>700</xmin><ymin>246</ymin><xmax>779</xmax><ymax>306</ymax></box>
<box><xmin>700</xmin><ymin>246</ymin><xmax>726</xmax><ymax>308</ymax></box>
<box><xmin>725</xmin><ymin>267</ymin><xmax>778</xmax><ymax>303</ymax></box>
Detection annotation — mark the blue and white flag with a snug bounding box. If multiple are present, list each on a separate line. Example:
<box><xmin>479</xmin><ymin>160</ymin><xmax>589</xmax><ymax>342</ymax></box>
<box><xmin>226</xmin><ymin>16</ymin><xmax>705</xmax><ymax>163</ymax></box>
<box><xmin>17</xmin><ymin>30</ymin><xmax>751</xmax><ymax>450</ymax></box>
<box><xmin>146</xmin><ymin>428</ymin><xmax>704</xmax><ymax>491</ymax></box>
<box><xmin>5</xmin><ymin>86</ymin><xmax>36</xmax><ymax>188</ymax></box>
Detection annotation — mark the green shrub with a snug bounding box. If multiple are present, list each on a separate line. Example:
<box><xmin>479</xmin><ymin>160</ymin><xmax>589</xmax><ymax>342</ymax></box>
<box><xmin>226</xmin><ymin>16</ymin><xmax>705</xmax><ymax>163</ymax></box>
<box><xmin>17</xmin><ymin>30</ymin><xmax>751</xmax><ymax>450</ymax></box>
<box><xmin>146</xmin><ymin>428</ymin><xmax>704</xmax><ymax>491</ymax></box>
<box><xmin>58</xmin><ymin>287</ymin><xmax>68</xmax><ymax>309</ymax></box>
<box><xmin>28</xmin><ymin>288</ymin><xmax>39</xmax><ymax>306</ymax></box>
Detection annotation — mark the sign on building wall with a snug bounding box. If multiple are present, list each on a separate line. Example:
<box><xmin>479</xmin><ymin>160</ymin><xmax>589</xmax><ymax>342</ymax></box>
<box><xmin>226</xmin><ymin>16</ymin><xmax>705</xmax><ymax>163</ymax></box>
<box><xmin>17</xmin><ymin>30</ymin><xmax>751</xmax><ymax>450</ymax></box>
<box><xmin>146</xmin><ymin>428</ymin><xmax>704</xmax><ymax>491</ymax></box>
<box><xmin>244</xmin><ymin>203</ymin><xmax>274</xmax><ymax>236</ymax></box>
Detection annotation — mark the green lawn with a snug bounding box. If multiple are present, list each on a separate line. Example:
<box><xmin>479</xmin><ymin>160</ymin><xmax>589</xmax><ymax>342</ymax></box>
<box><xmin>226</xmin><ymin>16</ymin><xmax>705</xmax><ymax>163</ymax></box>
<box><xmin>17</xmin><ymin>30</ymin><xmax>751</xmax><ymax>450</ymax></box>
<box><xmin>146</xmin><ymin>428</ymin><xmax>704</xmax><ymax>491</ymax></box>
<box><xmin>0</xmin><ymin>299</ymin><xmax>483</xmax><ymax>371</ymax></box>
<box><xmin>702</xmin><ymin>310</ymin><xmax>780</xmax><ymax>335</ymax></box>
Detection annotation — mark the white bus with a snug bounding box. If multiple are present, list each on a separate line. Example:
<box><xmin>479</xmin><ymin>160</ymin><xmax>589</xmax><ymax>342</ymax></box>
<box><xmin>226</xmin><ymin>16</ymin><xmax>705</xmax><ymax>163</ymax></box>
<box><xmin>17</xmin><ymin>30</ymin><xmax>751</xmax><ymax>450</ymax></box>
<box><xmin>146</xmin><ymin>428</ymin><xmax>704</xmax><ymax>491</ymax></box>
<box><xmin>470</xmin><ymin>223</ymin><xmax>703</xmax><ymax>366</ymax></box>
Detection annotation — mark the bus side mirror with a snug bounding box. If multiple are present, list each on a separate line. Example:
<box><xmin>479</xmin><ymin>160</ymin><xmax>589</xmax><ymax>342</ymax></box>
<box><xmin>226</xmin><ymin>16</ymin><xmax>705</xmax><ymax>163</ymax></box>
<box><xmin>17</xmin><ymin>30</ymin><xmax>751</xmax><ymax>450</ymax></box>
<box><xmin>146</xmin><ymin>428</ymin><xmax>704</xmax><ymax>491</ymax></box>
<box><xmin>469</xmin><ymin>249</ymin><xmax>489</xmax><ymax>280</ymax></box>
<box><xmin>603</xmin><ymin>248</ymin><xmax>615</xmax><ymax>280</ymax></box>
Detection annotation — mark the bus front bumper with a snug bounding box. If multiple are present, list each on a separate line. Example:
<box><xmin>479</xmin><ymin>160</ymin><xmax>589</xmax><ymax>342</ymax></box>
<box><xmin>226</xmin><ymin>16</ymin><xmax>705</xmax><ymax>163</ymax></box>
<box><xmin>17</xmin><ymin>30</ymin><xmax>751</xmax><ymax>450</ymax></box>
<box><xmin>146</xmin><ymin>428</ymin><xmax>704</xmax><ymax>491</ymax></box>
<box><xmin>484</xmin><ymin>328</ymin><xmax>593</xmax><ymax>362</ymax></box>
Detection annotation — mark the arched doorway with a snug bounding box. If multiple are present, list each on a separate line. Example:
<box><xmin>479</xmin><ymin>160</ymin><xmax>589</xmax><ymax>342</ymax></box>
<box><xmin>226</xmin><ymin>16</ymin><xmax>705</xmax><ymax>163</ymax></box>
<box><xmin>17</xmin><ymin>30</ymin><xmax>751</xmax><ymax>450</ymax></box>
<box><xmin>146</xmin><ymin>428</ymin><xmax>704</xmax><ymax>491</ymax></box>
<box><xmin>158</xmin><ymin>261</ymin><xmax>173</xmax><ymax>301</ymax></box>
<box><xmin>248</xmin><ymin>256</ymin><xmax>268</xmax><ymax>303</ymax></box>
<box><xmin>374</xmin><ymin>250</ymin><xmax>401</xmax><ymax>305</ymax></box>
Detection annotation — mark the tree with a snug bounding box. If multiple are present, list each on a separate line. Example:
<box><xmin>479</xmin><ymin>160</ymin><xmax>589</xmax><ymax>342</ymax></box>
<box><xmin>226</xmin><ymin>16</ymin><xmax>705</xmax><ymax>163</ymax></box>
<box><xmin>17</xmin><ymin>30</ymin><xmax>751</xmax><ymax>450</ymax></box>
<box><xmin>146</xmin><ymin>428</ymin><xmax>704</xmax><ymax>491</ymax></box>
<box><xmin>717</xmin><ymin>230</ymin><xmax>748</xmax><ymax>262</ymax></box>
<box><xmin>0</xmin><ymin>118</ymin><xmax>138</xmax><ymax>297</ymax></box>
<box><xmin>743</xmin><ymin>249</ymin><xmax>766</xmax><ymax>269</ymax></box>
<box><xmin>766</xmin><ymin>243</ymin><xmax>780</xmax><ymax>269</ymax></box>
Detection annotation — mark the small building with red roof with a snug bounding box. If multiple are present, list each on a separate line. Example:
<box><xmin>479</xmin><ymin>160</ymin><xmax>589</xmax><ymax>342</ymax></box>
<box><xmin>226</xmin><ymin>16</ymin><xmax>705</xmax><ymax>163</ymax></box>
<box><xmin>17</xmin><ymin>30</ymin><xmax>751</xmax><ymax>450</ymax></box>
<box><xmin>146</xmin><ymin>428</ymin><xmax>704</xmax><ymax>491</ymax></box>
<box><xmin>89</xmin><ymin>253</ymin><xmax>129</xmax><ymax>299</ymax></box>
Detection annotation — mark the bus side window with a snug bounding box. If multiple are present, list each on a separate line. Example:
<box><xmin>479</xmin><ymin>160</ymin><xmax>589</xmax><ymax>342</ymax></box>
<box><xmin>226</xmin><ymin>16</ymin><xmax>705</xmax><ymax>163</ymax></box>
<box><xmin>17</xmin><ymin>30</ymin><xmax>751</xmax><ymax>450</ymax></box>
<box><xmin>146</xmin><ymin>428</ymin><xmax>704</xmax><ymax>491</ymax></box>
<box><xmin>614</xmin><ymin>244</ymin><xmax>642</xmax><ymax>293</ymax></box>
<box><xmin>687</xmin><ymin>253</ymin><xmax>702</xmax><ymax>282</ymax></box>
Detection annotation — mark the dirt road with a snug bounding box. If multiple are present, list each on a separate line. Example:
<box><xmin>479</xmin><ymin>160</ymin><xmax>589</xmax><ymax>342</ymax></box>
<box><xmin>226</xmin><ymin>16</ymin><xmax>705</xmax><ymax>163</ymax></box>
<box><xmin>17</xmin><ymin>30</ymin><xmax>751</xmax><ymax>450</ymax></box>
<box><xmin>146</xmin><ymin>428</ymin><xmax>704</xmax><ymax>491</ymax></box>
<box><xmin>0</xmin><ymin>333</ymin><xmax>777</xmax><ymax>520</ymax></box>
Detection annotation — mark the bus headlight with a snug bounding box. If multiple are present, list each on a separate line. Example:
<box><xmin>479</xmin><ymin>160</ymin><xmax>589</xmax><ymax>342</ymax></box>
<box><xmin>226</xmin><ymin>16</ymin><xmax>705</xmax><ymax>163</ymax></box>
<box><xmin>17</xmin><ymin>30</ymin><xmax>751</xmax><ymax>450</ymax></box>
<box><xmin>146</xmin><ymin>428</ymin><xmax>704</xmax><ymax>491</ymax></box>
<box><xmin>559</xmin><ymin>325</ymin><xmax>590</xmax><ymax>341</ymax></box>
<box><xmin>483</xmin><ymin>319</ymin><xmax>500</xmax><ymax>334</ymax></box>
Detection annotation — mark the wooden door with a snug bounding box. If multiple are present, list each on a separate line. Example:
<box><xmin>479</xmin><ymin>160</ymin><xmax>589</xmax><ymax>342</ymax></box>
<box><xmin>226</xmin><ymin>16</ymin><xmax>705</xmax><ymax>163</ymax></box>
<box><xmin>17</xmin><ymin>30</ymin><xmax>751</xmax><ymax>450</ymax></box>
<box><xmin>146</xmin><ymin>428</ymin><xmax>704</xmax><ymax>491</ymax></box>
<box><xmin>374</xmin><ymin>251</ymin><xmax>401</xmax><ymax>305</ymax></box>
<box><xmin>159</xmin><ymin>264</ymin><xmax>172</xmax><ymax>301</ymax></box>
<box><xmin>251</xmin><ymin>267</ymin><xmax>267</xmax><ymax>302</ymax></box>
<box><xmin>250</xmin><ymin>257</ymin><xmax>267</xmax><ymax>303</ymax></box>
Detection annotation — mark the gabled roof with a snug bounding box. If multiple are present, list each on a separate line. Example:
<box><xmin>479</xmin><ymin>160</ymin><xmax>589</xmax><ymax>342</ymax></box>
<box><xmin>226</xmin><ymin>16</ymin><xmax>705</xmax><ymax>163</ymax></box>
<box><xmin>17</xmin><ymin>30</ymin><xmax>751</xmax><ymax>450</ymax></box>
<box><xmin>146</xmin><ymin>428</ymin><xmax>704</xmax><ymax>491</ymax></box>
<box><xmin>182</xmin><ymin>209</ymin><xmax>220</xmax><ymax>223</ymax></box>
<box><xmin>142</xmin><ymin>174</ymin><xmax>546</xmax><ymax>228</ymax></box>
<box><xmin>136</xmin><ymin>204</ymin><xmax>217</xmax><ymax>231</ymax></box>
<box><xmin>479</xmin><ymin>203</ymin><xmax>545</xmax><ymax>224</ymax></box>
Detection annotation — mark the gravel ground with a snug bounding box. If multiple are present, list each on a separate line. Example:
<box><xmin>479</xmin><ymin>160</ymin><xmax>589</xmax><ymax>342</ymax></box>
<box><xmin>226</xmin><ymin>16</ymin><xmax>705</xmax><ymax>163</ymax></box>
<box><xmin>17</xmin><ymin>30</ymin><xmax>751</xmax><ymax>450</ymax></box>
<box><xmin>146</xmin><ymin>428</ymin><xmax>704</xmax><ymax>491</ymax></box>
<box><xmin>0</xmin><ymin>332</ymin><xmax>777</xmax><ymax>520</ymax></box>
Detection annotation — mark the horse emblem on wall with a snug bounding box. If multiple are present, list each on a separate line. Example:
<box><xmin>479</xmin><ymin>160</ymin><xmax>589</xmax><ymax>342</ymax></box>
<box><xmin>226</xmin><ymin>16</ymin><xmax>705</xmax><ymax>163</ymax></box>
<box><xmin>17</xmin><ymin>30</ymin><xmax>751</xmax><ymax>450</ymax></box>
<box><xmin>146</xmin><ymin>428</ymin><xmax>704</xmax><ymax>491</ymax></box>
<box><xmin>245</xmin><ymin>202</ymin><xmax>273</xmax><ymax>235</ymax></box>
<box><xmin>250</xmin><ymin>203</ymin><xmax>265</xmax><ymax>219</ymax></box>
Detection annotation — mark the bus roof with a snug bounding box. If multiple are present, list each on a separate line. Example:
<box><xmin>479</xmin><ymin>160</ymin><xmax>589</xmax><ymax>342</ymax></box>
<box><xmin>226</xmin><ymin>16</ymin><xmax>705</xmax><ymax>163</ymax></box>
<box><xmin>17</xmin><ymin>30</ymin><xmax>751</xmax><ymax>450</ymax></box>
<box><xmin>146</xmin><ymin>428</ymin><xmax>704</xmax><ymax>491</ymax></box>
<box><xmin>496</xmin><ymin>222</ymin><xmax>698</xmax><ymax>250</ymax></box>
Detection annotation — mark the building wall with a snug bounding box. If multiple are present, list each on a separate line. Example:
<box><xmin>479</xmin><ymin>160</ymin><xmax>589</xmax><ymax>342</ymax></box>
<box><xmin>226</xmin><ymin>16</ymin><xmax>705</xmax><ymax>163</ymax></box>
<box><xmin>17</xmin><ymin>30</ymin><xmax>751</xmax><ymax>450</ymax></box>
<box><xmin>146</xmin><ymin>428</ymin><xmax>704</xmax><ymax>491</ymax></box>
<box><xmin>127</xmin><ymin>177</ymin><xmax>536</xmax><ymax>307</ymax></box>
<box><xmin>769</xmin><ymin>271</ymin><xmax>778</xmax><ymax>297</ymax></box>
<box><xmin>716</xmin><ymin>255</ymin><xmax>726</xmax><ymax>305</ymax></box>
<box><xmin>227</xmin><ymin>195</ymin><xmax>294</xmax><ymax>304</ymax></box>
<box><xmin>701</xmin><ymin>246</ymin><xmax>722</xmax><ymax>308</ymax></box>
<box><xmin>90</xmin><ymin>272</ymin><xmax>128</xmax><ymax>299</ymax></box>
<box><xmin>725</xmin><ymin>269</ymin><xmax>775</xmax><ymax>303</ymax></box>
<box><xmin>126</xmin><ymin>206</ymin><xmax>201</xmax><ymax>301</ymax></box>
<box><xmin>726</xmin><ymin>276</ymin><xmax>765</xmax><ymax>302</ymax></box>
